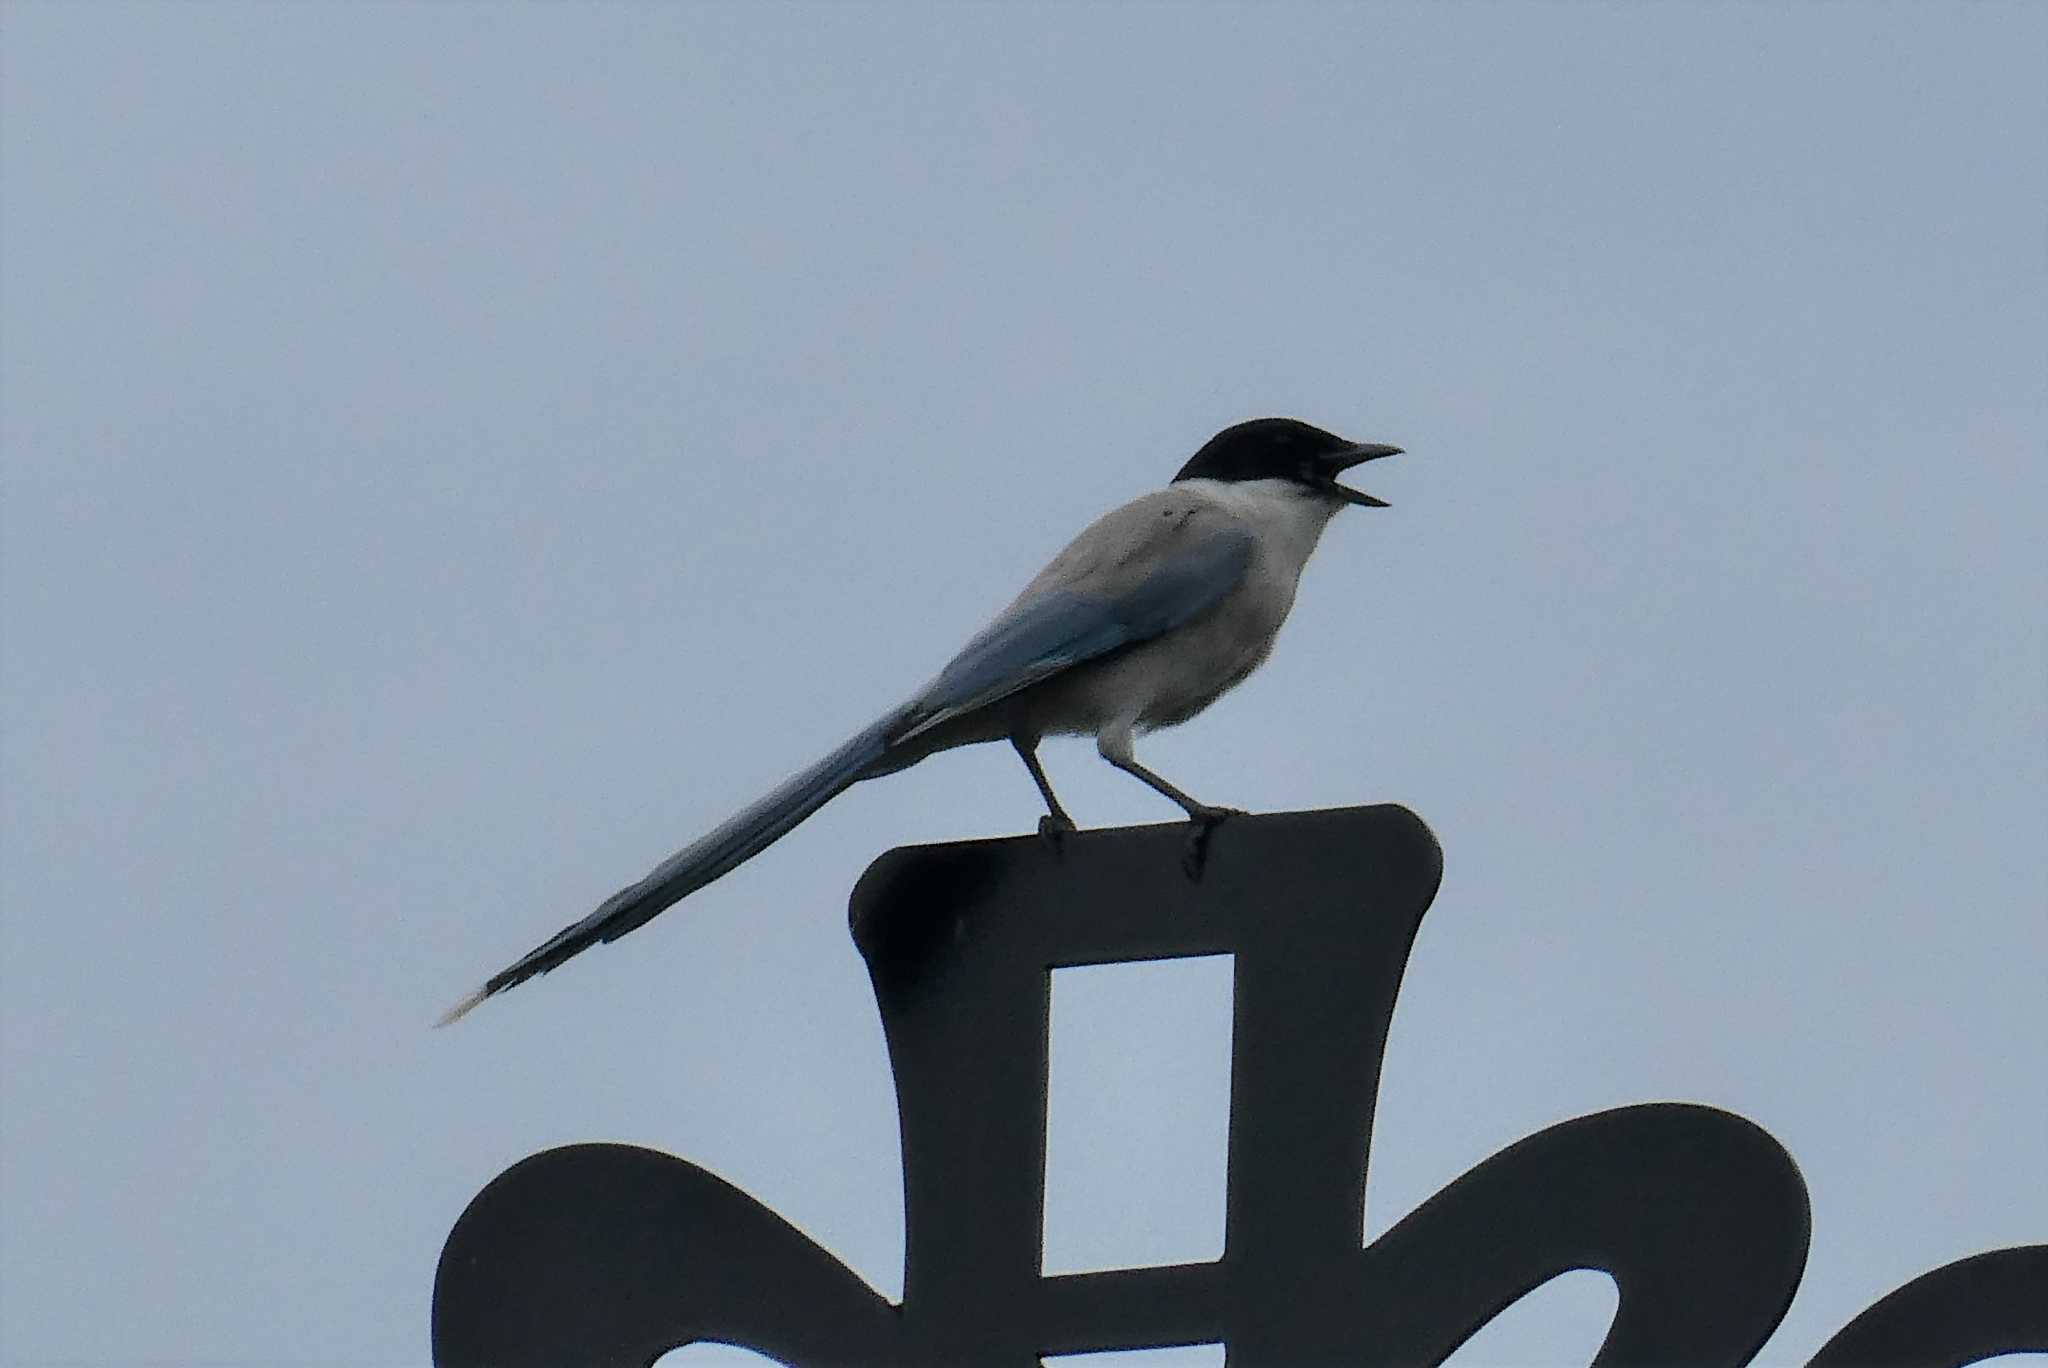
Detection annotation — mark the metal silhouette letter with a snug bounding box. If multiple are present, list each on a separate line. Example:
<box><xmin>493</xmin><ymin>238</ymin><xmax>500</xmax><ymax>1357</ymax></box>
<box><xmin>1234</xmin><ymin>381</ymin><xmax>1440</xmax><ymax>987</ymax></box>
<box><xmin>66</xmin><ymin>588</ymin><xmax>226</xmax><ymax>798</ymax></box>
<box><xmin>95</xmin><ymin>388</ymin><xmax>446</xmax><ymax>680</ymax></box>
<box><xmin>433</xmin><ymin>805</ymin><xmax>2047</xmax><ymax>1366</ymax></box>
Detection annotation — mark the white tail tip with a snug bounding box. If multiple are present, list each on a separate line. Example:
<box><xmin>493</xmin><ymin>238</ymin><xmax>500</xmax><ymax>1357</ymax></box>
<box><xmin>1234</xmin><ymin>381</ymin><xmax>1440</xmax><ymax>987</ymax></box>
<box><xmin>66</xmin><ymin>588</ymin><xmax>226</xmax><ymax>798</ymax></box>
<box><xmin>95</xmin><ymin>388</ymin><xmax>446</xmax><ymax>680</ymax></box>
<box><xmin>435</xmin><ymin>986</ymin><xmax>489</xmax><ymax>1028</ymax></box>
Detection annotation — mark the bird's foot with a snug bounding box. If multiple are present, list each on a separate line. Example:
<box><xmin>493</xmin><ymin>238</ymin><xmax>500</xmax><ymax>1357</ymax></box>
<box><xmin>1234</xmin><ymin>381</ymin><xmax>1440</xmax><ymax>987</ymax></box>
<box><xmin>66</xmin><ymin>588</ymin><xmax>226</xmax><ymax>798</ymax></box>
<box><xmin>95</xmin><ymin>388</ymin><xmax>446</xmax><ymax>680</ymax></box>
<box><xmin>1181</xmin><ymin>805</ymin><xmax>1245</xmax><ymax>881</ymax></box>
<box><xmin>1038</xmin><ymin>812</ymin><xmax>1078</xmax><ymax>855</ymax></box>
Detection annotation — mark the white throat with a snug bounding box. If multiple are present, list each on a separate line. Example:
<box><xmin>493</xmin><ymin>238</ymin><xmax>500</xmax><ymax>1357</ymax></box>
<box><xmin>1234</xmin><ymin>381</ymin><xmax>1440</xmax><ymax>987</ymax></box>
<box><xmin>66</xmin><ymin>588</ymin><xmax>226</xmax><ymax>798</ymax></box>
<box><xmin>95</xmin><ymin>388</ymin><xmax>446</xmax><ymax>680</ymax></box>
<box><xmin>1174</xmin><ymin>476</ymin><xmax>1344</xmax><ymax>580</ymax></box>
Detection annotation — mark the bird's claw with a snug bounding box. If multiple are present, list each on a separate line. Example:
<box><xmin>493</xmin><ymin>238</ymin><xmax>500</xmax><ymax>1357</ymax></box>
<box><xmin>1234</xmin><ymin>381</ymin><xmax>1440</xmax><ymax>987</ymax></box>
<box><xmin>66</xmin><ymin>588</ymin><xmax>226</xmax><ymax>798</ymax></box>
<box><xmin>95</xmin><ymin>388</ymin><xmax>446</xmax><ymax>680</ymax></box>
<box><xmin>1038</xmin><ymin>812</ymin><xmax>1078</xmax><ymax>855</ymax></box>
<box><xmin>1180</xmin><ymin>805</ymin><xmax>1244</xmax><ymax>880</ymax></box>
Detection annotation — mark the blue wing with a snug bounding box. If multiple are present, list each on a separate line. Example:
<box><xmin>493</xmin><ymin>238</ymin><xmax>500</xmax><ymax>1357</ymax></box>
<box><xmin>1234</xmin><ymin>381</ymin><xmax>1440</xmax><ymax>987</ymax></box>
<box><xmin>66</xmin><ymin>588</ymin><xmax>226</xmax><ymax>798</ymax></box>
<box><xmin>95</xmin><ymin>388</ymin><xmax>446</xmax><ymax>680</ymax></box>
<box><xmin>895</xmin><ymin>515</ymin><xmax>1254</xmax><ymax>742</ymax></box>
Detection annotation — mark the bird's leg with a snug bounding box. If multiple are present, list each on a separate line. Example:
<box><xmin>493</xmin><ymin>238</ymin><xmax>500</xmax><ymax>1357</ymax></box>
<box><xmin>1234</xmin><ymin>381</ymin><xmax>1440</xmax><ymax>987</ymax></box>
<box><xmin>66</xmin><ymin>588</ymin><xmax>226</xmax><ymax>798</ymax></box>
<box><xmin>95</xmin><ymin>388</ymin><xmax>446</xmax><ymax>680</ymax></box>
<box><xmin>1012</xmin><ymin>736</ymin><xmax>1077</xmax><ymax>850</ymax></box>
<box><xmin>1095</xmin><ymin>728</ymin><xmax>1242</xmax><ymax>879</ymax></box>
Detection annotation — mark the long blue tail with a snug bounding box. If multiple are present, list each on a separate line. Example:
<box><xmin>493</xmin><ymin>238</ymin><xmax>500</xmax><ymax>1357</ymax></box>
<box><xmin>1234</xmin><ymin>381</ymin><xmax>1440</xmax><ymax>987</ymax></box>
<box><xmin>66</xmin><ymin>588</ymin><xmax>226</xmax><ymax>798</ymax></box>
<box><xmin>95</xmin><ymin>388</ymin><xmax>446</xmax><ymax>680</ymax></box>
<box><xmin>438</xmin><ymin>706</ymin><xmax>910</xmax><ymax>1024</ymax></box>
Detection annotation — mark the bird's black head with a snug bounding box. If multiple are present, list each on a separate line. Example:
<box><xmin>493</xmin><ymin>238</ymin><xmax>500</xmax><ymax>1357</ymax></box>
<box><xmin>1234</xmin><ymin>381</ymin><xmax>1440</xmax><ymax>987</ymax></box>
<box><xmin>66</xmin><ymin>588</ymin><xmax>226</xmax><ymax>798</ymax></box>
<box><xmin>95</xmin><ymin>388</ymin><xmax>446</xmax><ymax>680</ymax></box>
<box><xmin>1173</xmin><ymin>417</ymin><xmax>1402</xmax><ymax>507</ymax></box>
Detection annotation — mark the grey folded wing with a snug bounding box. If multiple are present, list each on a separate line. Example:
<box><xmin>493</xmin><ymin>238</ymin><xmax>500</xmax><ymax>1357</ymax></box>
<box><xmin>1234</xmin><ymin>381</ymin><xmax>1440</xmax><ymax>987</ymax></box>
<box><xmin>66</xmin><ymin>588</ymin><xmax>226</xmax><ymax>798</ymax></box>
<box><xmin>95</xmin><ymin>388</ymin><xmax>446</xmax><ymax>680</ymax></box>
<box><xmin>894</xmin><ymin>499</ymin><xmax>1255</xmax><ymax>743</ymax></box>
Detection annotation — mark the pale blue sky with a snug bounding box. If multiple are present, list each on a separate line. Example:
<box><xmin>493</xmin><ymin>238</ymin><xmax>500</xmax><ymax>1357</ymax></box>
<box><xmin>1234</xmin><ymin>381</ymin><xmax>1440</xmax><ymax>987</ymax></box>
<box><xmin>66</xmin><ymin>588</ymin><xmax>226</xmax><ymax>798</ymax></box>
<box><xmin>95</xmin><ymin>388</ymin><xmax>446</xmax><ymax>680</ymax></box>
<box><xmin>3</xmin><ymin>3</ymin><xmax>2043</xmax><ymax>1365</ymax></box>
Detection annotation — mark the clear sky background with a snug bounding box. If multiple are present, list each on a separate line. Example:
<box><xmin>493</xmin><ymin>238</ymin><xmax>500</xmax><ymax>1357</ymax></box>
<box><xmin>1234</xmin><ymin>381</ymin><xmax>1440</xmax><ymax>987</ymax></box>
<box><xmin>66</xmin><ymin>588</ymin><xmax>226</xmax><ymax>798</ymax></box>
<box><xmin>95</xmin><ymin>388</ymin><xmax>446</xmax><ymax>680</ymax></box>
<box><xmin>3</xmin><ymin>4</ymin><xmax>2043</xmax><ymax>1366</ymax></box>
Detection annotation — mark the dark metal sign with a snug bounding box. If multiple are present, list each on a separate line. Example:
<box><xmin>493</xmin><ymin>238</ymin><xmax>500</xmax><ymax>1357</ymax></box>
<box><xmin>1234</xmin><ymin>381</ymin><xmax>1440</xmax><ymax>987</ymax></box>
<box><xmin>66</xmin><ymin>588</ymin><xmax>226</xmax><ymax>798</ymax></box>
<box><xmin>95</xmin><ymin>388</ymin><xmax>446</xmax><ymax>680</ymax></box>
<box><xmin>434</xmin><ymin>805</ymin><xmax>2045</xmax><ymax>1366</ymax></box>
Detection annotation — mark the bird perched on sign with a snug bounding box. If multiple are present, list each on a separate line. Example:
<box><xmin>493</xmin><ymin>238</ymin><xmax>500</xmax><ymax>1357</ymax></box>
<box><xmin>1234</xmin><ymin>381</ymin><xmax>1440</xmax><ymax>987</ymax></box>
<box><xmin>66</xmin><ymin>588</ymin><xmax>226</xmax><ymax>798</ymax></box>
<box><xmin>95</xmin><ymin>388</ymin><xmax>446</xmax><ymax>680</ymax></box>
<box><xmin>440</xmin><ymin>417</ymin><xmax>1404</xmax><ymax>1023</ymax></box>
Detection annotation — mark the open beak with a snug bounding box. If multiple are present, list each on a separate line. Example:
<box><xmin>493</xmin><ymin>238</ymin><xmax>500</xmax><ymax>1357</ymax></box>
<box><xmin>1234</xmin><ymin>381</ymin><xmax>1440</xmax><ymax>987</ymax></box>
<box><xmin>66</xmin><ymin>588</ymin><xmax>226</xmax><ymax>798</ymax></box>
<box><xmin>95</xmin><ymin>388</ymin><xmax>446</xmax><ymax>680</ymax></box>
<box><xmin>1321</xmin><ymin>441</ymin><xmax>1402</xmax><ymax>507</ymax></box>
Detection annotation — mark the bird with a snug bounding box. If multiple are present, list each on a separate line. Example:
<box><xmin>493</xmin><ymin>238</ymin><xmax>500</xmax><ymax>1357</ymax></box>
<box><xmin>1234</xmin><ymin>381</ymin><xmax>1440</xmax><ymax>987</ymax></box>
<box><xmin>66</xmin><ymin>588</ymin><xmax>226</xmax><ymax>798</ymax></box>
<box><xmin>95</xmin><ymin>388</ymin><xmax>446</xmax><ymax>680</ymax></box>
<box><xmin>438</xmin><ymin>417</ymin><xmax>1403</xmax><ymax>1024</ymax></box>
